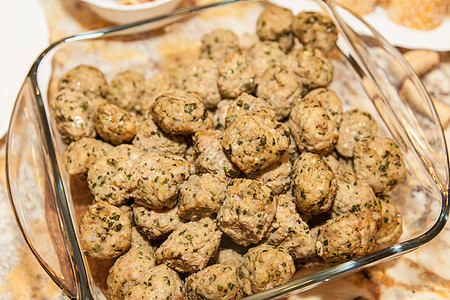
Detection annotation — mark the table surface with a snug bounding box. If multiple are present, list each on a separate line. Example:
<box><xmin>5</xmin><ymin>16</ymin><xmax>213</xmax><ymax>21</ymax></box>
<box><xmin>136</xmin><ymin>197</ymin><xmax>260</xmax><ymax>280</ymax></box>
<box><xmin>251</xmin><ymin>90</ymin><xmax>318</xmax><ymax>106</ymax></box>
<box><xmin>0</xmin><ymin>0</ymin><xmax>449</xmax><ymax>299</ymax></box>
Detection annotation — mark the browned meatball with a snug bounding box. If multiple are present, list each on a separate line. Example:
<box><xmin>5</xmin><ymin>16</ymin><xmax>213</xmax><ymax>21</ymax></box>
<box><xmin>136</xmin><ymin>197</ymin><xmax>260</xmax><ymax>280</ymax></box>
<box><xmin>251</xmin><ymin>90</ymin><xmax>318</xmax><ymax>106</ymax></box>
<box><xmin>256</xmin><ymin>4</ymin><xmax>294</xmax><ymax>51</ymax></box>
<box><xmin>246</xmin><ymin>41</ymin><xmax>286</xmax><ymax>77</ymax></box>
<box><xmin>200</xmin><ymin>28</ymin><xmax>241</xmax><ymax>61</ymax></box>
<box><xmin>304</xmin><ymin>88</ymin><xmax>343</xmax><ymax>125</ymax></box>
<box><xmin>181</xmin><ymin>58</ymin><xmax>221</xmax><ymax>109</ymax></box>
<box><xmin>79</xmin><ymin>201</ymin><xmax>132</xmax><ymax>259</ymax></box>
<box><xmin>193</xmin><ymin>130</ymin><xmax>240</xmax><ymax>177</ymax></box>
<box><xmin>222</xmin><ymin>110</ymin><xmax>291</xmax><ymax>175</ymax></box>
<box><xmin>58</xmin><ymin>64</ymin><xmax>107</xmax><ymax>99</ymax></box>
<box><xmin>87</xmin><ymin>145</ymin><xmax>142</xmax><ymax>205</ymax></box>
<box><xmin>178</xmin><ymin>173</ymin><xmax>227</xmax><ymax>221</ymax></box>
<box><xmin>217</xmin><ymin>53</ymin><xmax>257</xmax><ymax>99</ymax></box>
<box><xmin>107</xmin><ymin>246</ymin><xmax>156</xmax><ymax>300</ymax></box>
<box><xmin>124</xmin><ymin>264</ymin><xmax>185</xmax><ymax>300</ymax></box>
<box><xmin>217</xmin><ymin>178</ymin><xmax>276</xmax><ymax>246</ymax></box>
<box><xmin>248</xmin><ymin>152</ymin><xmax>291</xmax><ymax>195</ymax></box>
<box><xmin>337</xmin><ymin>109</ymin><xmax>378</xmax><ymax>157</ymax></box>
<box><xmin>376</xmin><ymin>196</ymin><xmax>403</xmax><ymax>245</ymax></box>
<box><xmin>353</xmin><ymin>136</ymin><xmax>406</xmax><ymax>194</ymax></box>
<box><xmin>133</xmin><ymin>204</ymin><xmax>182</xmax><ymax>240</ymax></box>
<box><xmin>288</xmin><ymin>97</ymin><xmax>339</xmax><ymax>155</ymax></box>
<box><xmin>155</xmin><ymin>217</ymin><xmax>222</xmax><ymax>273</ymax></box>
<box><xmin>94</xmin><ymin>103</ymin><xmax>137</xmax><ymax>145</ymax></box>
<box><xmin>256</xmin><ymin>64</ymin><xmax>301</xmax><ymax>120</ymax></box>
<box><xmin>63</xmin><ymin>137</ymin><xmax>113</xmax><ymax>177</ymax></box>
<box><xmin>316</xmin><ymin>211</ymin><xmax>377</xmax><ymax>263</ymax></box>
<box><xmin>129</xmin><ymin>152</ymin><xmax>190</xmax><ymax>209</ymax></box>
<box><xmin>240</xmin><ymin>244</ymin><xmax>295</xmax><ymax>295</ymax></box>
<box><xmin>106</xmin><ymin>70</ymin><xmax>145</xmax><ymax>112</ymax></box>
<box><xmin>331</xmin><ymin>172</ymin><xmax>381</xmax><ymax>222</ymax></box>
<box><xmin>292</xmin><ymin>152</ymin><xmax>337</xmax><ymax>215</ymax></box>
<box><xmin>292</xmin><ymin>11</ymin><xmax>337</xmax><ymax>53</ymax></box>
<box><xmin>150</xmin><ymin>90</ymin><xmax>213</xmax><ymax>135</ymax></box>
<box><xmin>265</xmin><ymin>192</ymin><xmax>316</xmax><ymax>261</ymax></box>
<box><xmin>132</xmin><ymin>117</ymin><xmax>187</xmax><ymax>156</ymax></box>
<box><xmin>289</xmin><ymin>46</ymin><xmax>334</xmax><ymax>89</ymax></box>
<box><xmin>224</xmin><ymin>93</ymin><xmax>276</xmax><ymax>128</ymax></box>
<box><xmin>52</xmin><ymin>89</ymin><xmax>96</xmax><ymax>144</ymax></box>
<box><xmin>185</xmin><ymin>264</ymin><xmax>242</xmax><ymax>300</ymax></box>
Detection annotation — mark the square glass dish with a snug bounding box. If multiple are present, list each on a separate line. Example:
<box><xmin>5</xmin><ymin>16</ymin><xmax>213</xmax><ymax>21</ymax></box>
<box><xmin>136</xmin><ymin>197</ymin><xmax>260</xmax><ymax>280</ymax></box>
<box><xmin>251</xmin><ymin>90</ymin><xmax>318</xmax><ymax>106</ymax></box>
<box><xmin>6</xmin><ymin>0</ymin><xmax>449</xmax><ymax>299</ymax></box>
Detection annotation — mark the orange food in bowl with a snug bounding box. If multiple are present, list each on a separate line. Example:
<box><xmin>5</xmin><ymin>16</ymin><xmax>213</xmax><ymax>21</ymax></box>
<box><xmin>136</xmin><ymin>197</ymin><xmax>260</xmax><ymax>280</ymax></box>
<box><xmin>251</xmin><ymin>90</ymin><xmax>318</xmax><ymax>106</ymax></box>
<box><xmin>388</xmin><ymin>0</ymin><xmax>447</xmax><ymax>30</ymax></box>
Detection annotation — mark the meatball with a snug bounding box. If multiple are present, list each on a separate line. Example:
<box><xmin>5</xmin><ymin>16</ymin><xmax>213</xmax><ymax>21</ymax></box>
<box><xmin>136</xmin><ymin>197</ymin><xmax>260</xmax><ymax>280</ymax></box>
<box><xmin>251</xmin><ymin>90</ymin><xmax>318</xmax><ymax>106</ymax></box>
<box><xmin>213</xmin><ymin>99</ymin><xmax>233</xmax><ymax>131</ymax></box>
<box><xmin>331</xmin><ymin>172</ymin><xmax>381</xmax><ymax>222</ymax></box>
<box><xmin>133</xmin><ymin>204</ymin><xmax>182</xmax><ymax>240</ymax></box>
<box><xmin>125</xmin><ymin>264</ymin><xmax>184</xmax><ymax>300</ymax></box>
<box><xmin>240</xmin><ymin>244</ymin><xmax>295</xmax><ymax>295</ymax></box>
<box><xmin>129</xmin><ymin>152</ymin><xmax>190</xmax><ymax>209</ymax></box>
<box><xmin>181</xmin><ymin>59</ymin><xmax>221</xmax><ymax>109</ymax></box>
<box><xmin>63</xmin><ymin>137</ymin><xmax>113</xmax><ymax>177</ymax></box>
<box><xmin>58</xmin><ymin>64</ymin><xmax>107</xmax><ymax>99</ymax></box>
<box><xmin>248</xmin><ymin>152</ymin><xmax>291</xmax><ymax>195</ymax></box>
<box><xmin>224</xmin><ymin>93</ymin><xmax>276</xmax><ymax>128</ymax></box>
<box><xmin>79</xmin><ymin>201</ymin><xmax>132</xmax><ymax>259</ymax></box>
<box><xmin>288</xmin><ymin>97</ymin><xmax>339</xmax><ymax>155</ymax></box>
<box><xmin>336</xmin><ymin>109</ymin><xmax>378</xmax><ymax>157</ymax></box>
<box><xmin>142</xmin><ymin>71</ymin><xmax>176</xmax><ymax>113</ymax></box>
<box><xmin>51</xmin><ymin>88</ymin><xmax>96</xmax><ymax>144</ymax></box>
<box><xmin>184</xmin><ymin>145</ymin><xmax>198</xmax><ymax>175</ymax></box>
<box><xmin>292</xmin><ymin>152</ymin><xmax>337</xmax><ymax>215</ymax></box>
<box><xmin>150</xmin><ymin>90</ymin><xmax>213</xmax><ymax>135</ymax></box>
<box><xmin>94</xmin><ymin>103</ymin><xmax>137</xmax><ymax>145</ymax></box>
<box><xmin>222</xmin><ymin>111</ymin><xmax>291</xmax><ymax>175</ymax></box>
<box><xmin>200</xmin><ymin>28</ymin><xmax>241</xmax><ymax>61</ymax></box>
<box><xmin>353</xmin><ymin>136</ymin><xmax>406</xmax><ymax>194</ymax></box>
<box><xmin>376</xmin><ymin>196</ymin><xmax>403</xmax><ymax>245</ymax></box>
<box><xmin>185</xmin><ymin>264</ymin><xmax>242</xmax><ymax>300</ymax></box>
<box><xmin>155</xmin><ymin>217</ymin><xmax>222</xmax><ymax>273</ymax></box>
<box><xmin>265</xmin><ymin>193</ymin><xmax>316</xmax><ymax>261</ymax></box>
<box><xmin>304</xmin><ymin>88</ymin><xmax>343</xmax><ymax>125</ymax></box>
<box><xmin>292</xmin><ymin>11</ymin><xmax>337</xmax><ymax>53</ymax></box>
<box><xmin>217</xmin><ymin>53</ymin><xmax>257</xmax><ymax>99</ymax></box>
<box><xmin>289</xmin><ymin>46</ymin><xmax>334</xmax><ymax>89</ymax></box>
<box><xmin>178</xmin><ymin>173</ymin><xmax>227</xmax><ymax>221</ymax></box>
<box><xmin>246</xmin><ymin>41</ymin><xmax>286</xmax><ymax>77</ymax></box>
<box><xmin>316</xmin><ymin>211</ymin><xmax>377</xmax><ymax>263</ymax></box>
<box><xmin>106</xmin><ymin>70</ymin><xmax>145</xmax><ymax>112</ymax></box>
<box><xmin>256</xmin><ymin>64</ymin><xmax>301</xmax><ymax>120</ymax></box>
<box><xmin>193</xmin><ymin>130</ymin><xmax>240</xmax><ymax>177</ymax></box>
<box><xmin>87</xmin><ymin>145</ymin><xmax>142</xmax><ymax>205</ymax></box>
<box><xmin>256</xmin><ymin>4</ymin><xmax>294</xmax><ymax>51</ymax></box>
<box><xmin>130</xmin><ymin>225</ymin><xmax>153</xmax><ymax>249</ymax></box>
<box><xmin>217</xmin><ymin>178</ymin><xmax>276</xmax><ymax>246</ymax></box>
<box><xmin>107</xmin><ymin>246</ymin><xmax>156</xmax><ymax>300</ymax></box>
<box><xmin>215</xmin><ymin>248</ymin><xmax>244</xmax><ymax>269</ymax></box>
<box><xmin>132</xmin><ymin>117</ymin><xmax>187</xmax><ymax>156</ymax></box>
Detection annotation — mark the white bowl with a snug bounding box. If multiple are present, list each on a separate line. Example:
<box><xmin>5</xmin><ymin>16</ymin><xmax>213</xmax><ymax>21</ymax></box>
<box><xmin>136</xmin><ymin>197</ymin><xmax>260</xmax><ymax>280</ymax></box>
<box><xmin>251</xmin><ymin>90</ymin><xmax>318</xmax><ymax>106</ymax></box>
<box><xmin>81</xmin><ymin>0</ymin><xmax>182</xmax><ymax>25</ymax></box>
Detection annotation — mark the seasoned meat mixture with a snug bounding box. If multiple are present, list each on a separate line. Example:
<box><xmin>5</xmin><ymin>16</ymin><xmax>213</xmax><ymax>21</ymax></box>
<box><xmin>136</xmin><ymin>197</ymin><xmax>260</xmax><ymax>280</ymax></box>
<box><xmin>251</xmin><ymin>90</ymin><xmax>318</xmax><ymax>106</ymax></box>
<box><xmin>151</xmin><ymin>90</ymin><xmax>213</xmax><ymax>135</ymax></box>
<box><xmin>94</xmin><ymin>103</ymin><xmax>137</xmax><ymax>145</ymax></box>
<box><xmin>106</xmin><ymin>70</ymin><xmax>145</xmax><ymax>112</ymax></box>
<box><xmin>222</xmin><ymin>110</ymin><xmax>290</xmax><ymax>175</ymax></box>
<box><xmin>79</xmin><ymin>201</ymin><xmax>132</xmax><ymax>259</ymax></box>
<box><xmin>256</xmin><ymin>4</ymin><xmax>294</xmax><ymax>51</ymax></box>
<box><xmin>63</xmin><ymin>137</ymin><xmax>113</xmax><ymax>177</ymax></box>
<box><xmin>155</xmin><ymin>217</ymin><xmax>222</xmax><ymax>273</ymax></box>
<box><xmin>58</xmin><ymin>64</ymin><xmax>107</xmax><ymax>99</ymax></box>
<box><xmin>217</xmin><ymin>178</ymin><xmax>276</xmax><ymax>246</ymax></box>
<box><xmin>185</xmin><ymin>264</ymin><xmax>242</xmax><ymax>300</ymax></box>
<box><xmin>217</xmin><ymin>53</ymin><xmax>257</xmax><ymax>99</ymax></box>
<box><xmin>133</xmin><ymin>204</ymin><xmax>182</xmax><ymax>240</ymax></box>
<box><xmin>353</xmin><ymin>136</ymin><xmax>406</xmax><ymax>194</ymax></box>
<box><xmin>292</xmin><ymin>152</ymin><xmax>337</xmax><ymax>215</ymax></box>
<box><xmin>304</xmin><ymin>87</ymin><xmax>343</xmax><ymax>125</ymax></box>
<box><xmin>200</xmin><ymin>28</ymin><xmax>241</xmax><ymax>61</ymax></box>
<box><xmin>246</xmin><ymin>41</ymin><xmax>286</xmax><ymax>77</ymax></box>
<box><xmin>224</xmin><ymin>93</ymin><xmax>276</xmax><ymax>128</ymax></box>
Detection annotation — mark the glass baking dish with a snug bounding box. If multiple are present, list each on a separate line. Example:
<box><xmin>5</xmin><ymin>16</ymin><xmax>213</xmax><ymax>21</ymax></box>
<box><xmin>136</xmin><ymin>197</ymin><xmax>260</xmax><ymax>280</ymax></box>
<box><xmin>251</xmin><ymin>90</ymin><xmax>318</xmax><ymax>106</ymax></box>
<box><xmin>5</xmin><ymin>0</ymin><xmax>449</xmax><ymax>299</ymax></box>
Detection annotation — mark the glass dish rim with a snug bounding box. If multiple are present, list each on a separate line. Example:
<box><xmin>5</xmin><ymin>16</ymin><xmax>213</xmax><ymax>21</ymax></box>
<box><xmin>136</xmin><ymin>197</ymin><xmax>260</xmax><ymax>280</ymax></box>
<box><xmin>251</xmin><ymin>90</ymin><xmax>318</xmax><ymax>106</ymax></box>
<box><xmin>5</xmin><ymin>0</ymin><xmax>450</xmax><ymax>299</ymax></box>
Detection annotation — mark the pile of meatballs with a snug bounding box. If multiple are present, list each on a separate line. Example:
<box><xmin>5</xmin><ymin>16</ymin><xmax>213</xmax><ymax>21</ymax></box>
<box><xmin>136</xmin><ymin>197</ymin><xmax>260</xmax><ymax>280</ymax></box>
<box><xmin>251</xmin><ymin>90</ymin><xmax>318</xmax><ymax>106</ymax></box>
<box><xmin>52</xmin><ymin>3</ymin><xmax>406</xmax><ymax>300</ymax></box>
